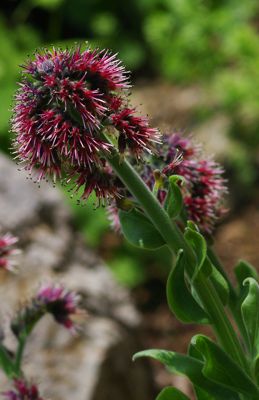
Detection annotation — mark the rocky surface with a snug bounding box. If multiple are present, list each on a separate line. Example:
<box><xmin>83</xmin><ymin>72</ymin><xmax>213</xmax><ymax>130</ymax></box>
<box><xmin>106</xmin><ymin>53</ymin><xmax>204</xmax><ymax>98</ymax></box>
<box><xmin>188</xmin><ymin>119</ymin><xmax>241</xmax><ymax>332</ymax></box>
<box><xmin>0</xmin><ymin>153</ymin><xmax>154</xmax><ymax>400</ymax></box>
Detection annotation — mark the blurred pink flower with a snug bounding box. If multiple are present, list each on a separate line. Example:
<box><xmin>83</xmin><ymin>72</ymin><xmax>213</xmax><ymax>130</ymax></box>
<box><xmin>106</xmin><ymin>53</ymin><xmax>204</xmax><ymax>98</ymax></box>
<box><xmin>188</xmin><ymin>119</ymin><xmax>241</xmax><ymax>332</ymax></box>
<box><xmin>36</xmin><ymin>283</ymin><xmax>82</xmax><ymax>332</ymax></box>
<box><xmin>3</xmin><ymin>379</ymin><xmax>43</xmax><ymax>400</ymax></box>
<box><xmin>0</xmin><ymin>233</ymin><xmax>19</xmax><ymax>272</ymax></box>
<box><xmin>12</xmin><ymin>283</ymin><xmax>83</xmax><ymax>338</ymax></box>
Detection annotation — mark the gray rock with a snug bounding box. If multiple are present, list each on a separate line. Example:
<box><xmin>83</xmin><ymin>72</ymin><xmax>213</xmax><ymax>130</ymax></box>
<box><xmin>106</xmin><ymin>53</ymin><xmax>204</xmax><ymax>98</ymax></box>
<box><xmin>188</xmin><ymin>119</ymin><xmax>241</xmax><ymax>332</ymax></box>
<box><xmin>0</xmin><ymin>153</ymin><xmax>153</xmax><ymax>400</ymax></box>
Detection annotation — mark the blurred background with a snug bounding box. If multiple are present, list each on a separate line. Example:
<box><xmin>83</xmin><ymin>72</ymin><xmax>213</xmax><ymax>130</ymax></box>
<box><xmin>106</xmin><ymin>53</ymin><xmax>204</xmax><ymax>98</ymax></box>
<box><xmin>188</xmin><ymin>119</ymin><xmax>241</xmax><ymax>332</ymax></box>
<box><xmin>1</xmin><ymin>0</ymin><xmax>259</xmax><ymax>398</ymax></box>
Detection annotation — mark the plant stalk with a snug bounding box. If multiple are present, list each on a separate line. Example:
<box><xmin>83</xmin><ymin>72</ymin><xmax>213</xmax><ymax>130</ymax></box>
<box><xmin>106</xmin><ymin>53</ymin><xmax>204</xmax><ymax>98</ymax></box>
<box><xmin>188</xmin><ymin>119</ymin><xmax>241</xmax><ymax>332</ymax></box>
<box><xmin>106</xmin><ymin>150</ymin><xmax>249</xmax><ymax>372</ymax></box>
<box><xmin>207</xmin><ymin>247</ymin><xmax>251</xmax><ymax>352</ymax></box>
<box><xmin>14</xmin><ymin>335</ymin><xmax>26</xmax><ymax>376</ymax></box>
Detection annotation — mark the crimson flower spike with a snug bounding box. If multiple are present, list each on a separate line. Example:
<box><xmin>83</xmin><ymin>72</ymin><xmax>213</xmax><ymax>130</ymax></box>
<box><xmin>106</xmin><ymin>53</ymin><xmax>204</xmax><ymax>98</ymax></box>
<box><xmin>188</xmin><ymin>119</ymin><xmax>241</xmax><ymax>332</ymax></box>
<box><xmin>108</xmin><ymin>132</ymin><xmax>227</xmax><ymax>234</ymax></box>
<box><xmin>12</xmin><ymin>46</ymin><xmax>160</xmax><ymax>204</ymax></box>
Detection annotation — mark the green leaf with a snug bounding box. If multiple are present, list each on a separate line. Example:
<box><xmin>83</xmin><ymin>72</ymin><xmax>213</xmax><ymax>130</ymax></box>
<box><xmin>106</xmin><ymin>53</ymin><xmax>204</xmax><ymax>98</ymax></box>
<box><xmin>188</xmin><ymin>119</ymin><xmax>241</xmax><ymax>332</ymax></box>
<box><xmin>188</xmin><ymin>342</ymin><xmax>229</xmax><ymax>400</ymax></box>
<box><xmin>166</xmin><ymin>250</ymin><xmax>209</xmax><ymax>324</ymax></box>
<box><xmin>186</xmin><ymin>220</ymin><xmax>199</xmax><ymax>232</ymax></box>
<box><xmin>0</xmin><ymin>344</ymin><xmax>15</xmax><ymax>377</ymax></box>
<box><xmin>184</xmin><ymin>228</ymin><xmax>211</xmax><ymax>309</ymax></box>
<box><xmin>133</xmin><ymin>349</ymin><xmax>239</xmax><ymax>400</ymax></box>
<box><xmin>241</xmin><ymin>277</ymin><xmax>259</xmax><ymax>355</ymax></box>
<box><xmin>165</xmin><ymin>175</ymin><xmax>184</xmax><ymax>219</ymax></box>
<box><xmin>234</xmin><ymin>260</ymin><xmax>258</xmax><ymax>291</ymax></box>
<box><xmin>184</xmin><ymin>227</ymin><xmax>207</xmax><ymax>269</ymax></box>
<box><xmin>209</xmin><ymin>265</ymin><xmax>229</xmax><ymax>305</ymax></box>
<box><xmin>193</xmin><ymin>386</ymin><xmax>214</xmax><ymax>400</ymax></box>
<box><xmin>156</xmin><ymin>387</ymin><xmax>190</xmax><ymax>400</ymax></box>
<box><xmin>192</xmin><ymin>334</ymin><xmax>259</xmax><ymax>398</ymax></box>
<box><xmin>119</xmin><ymin>209</ymin><xmax>165</xmax><ymax>249</ymax></box>
<box><xmin>184</xmin><ymin>227</ymin><xmax>229</xmax><ymax>305</ymax></box>
<box><xmin>188</xmin><ymin>340</ymin><xmax>204</xmax><ymax>362</ymax></box>
<box><xmin>254</xmin><ymin>355</ymin><xmax>259</xmax><ymax>385</ymax></box>
<box><xmin>184</xmin><ymin>227</ymin><xmax>212</xmax><ymax>283</ymax></box>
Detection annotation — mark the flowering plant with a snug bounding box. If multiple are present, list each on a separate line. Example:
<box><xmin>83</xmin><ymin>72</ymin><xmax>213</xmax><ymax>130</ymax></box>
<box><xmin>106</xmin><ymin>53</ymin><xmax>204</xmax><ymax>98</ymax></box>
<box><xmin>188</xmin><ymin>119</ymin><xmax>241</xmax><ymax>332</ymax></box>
<box><xmin>0</xmin><ymin>232</ymin><xmax>82</xmax><ymax>398</ymax></box>
<box><xmin>7</xmin><ymin>45</ymin><xmax>259</xmax><ymax>399</ymax></box>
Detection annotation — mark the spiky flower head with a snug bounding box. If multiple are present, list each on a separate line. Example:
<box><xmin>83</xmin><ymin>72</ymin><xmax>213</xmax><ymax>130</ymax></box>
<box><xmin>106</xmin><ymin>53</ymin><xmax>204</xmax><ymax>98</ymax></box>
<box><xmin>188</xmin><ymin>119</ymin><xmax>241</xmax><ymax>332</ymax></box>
<box><xmin>36</xmin><ymin>283</ymin><xmax>81</xmax><ymax>331</ymax></box>
<box><xmin>11</xmin><ymin>283</ymin><xmax>82</xmax><ymax>337</ymax></box>
<box><xmin>12</xmin><ymin>46</ymin><xmax>160</xmax><ymax>204</ymax></box>
<box><xmin>69</xmin><ymin>162</ymin><xmax>122</xmax><ymax>207</ymax></box>
<box><xmin>159</xmin><ymin>133</ymin><xmax>227</xmax><ymax>233</ymax></box>
<box><xmin>0</xmin><ymin>233</ymin><xmax>19</xmax><ymax>272</ymax></box>
<box><xmin>108</xmin><ymin>133</ymin><xmax>227</xmax><ymax>234</ymax></box>
<box><xmin>111</xmin><ymin>107</ymin><xmax>160</xmax><ymax>156</ymax></box>
<box><xmin>3</xmin><ymin>379</ymin><xmax>43</xmax><ymax>400</ymax></box>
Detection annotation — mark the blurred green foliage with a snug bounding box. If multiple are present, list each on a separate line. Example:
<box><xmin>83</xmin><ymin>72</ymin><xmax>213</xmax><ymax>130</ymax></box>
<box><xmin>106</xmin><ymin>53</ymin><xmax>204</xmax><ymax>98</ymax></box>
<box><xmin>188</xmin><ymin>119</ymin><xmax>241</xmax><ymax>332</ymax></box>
<box><xmin>2</xmin><ymin>0</ymin><xmax>259</xmax><ymax>286</ymax></box>
<box><xmin>2</xmin><ymin>0</ymin><xmax>259</xmax><ymax>153</ymax></box>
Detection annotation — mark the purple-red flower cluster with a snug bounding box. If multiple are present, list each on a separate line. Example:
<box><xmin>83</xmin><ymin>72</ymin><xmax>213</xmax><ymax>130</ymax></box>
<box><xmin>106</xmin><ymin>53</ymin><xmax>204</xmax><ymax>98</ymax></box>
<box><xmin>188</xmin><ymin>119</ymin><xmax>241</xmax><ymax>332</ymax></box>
<box><xmin>108</xmin><ymin>133</ymin><xmax>227</xmax><ymax>233</ymax></box>
<box><xmin>112</xmin><ymin>108</ymin><xmax>159</xmax><ymax>157</ymax></box>
<box><xmin>36</xmin><ymin>283</ymin><xmax>81</xmax><ymax>332</ymax></box>
<box><xmin>175</xmin><ymin>158</ymin><xmax>227</xmax><ymax>232</ymax></box>
<box><xmin>3</xmin><ymin>379</ymin><xmax>43</xmax><ymax>400</ymax></box>
<box><xmin>11</xmin><ymin>283</ymin><xmax>82</xmax><ymax>337</ymax></box>
<box><xmin>0</xmin><ymin>233</ymin><xmax>19</xmax><ymax>272</ymax></box>
<box><xmin>162</xmin><ymin>134</ymin><xmax>227</xmax><ymax>232</ymax></box>
<box><xmin>12</xmin><ymin>46</ymin><xmax>160</xmax><ymax>203</ymax></box>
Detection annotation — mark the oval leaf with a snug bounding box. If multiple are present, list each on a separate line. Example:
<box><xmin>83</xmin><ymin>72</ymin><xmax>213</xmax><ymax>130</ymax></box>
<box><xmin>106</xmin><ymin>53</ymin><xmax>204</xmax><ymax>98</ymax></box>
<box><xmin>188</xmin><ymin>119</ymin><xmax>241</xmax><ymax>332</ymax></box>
<box><xmin>184</xmin><ymin>226</ymin><xmax>212</xmax><ymax>284</ymax></box>
<box><xmin>209</xmin><ymin>265</ymin><xmax>229</xmax><ymax>306</ymax></box>
<box><xmin>166</xmin><ymin>250</ymin><xmax>209</xmax><ymax>324</ymax></box>
<box><xmin>187</xmin><ymin>220</ymin><xmax>199</xmax><ymax>232</ymax></box>
<box><xmin>184</xmin><ymin>227</ymin><xmax>207</xmax><ymax>269</ymax></box>
<box><xmin>165</xmin><ymin>175</ymin><xmax>184</xmax><ymax>219</ymax></box>
<box><xmin>156</xmin><ymin>387</ymin><xmax>190</xmax><ymax>400</ymax></box>
<box><xmin>192</xmin><ymin>334</ymin><xmax>259</xmax><ymax>398</ymax></box>
<box><xmin>254</xmin><ymin>355</ymin><xmax>259</xmax><ymax>385</ymax></box>
<box><xmin>241</xmin><ymin>277</ymin><xmax>259</xmax><ymax>356</ymax></box>
<box><xmin>0</xmin><ymin>344</ymin><xmax>15</xmax><ymax>377</ymax></box>
<box><xmin>119</xmin><ymin>209</ymin><xmax>165</xmax><ymax>249</ymax></box>
<box><xmin>185</xmin><ymin>227</ymin><xmax>229</xmax><ymax>305</ymax></box>
<box><xmin>133</xmin><ymin>349</ymin><xmax>239</xmax><ymax>400</ymax></box>
<box><xmin>235</xmin><ymin>260</ymin><xmax>258</xmax><ymax>291</ymax></box>
<box><xmin>193</xmin><ymin>386</ymin><xmax>215</xmax><ymax>400</ymax></box>
<box><xmin>188</xmin><ymin>342</ymin><xmax>233</xmax><ymax>400</ymax></box>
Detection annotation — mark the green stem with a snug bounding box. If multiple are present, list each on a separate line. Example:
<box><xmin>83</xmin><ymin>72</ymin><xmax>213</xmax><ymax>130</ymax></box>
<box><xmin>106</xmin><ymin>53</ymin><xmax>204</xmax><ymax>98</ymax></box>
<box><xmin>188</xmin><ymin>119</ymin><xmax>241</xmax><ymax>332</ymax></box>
<box><xmin>207</xmin><ymin>247</ymin><xmax>250</xmax><ymax>352</ymax></box>
<box><xmin>207</xmin><ymin>247</ymin><xmax>237</xmax><ymax>302</ymax></box>
<box><xmin>108</xmin><ymin>151</ymin><xmax>194</xmax><ymax>260</ymax></box>
<box><xmin>106</xmin><ymin>150</ymin><xmax>248</xmax><ymax>371</ymax></box>
<box><xmin>0</xmin><ymin>343</ymin><xmax>15</xmax><ymax>378</ymax></box>
<box><xmin>14</xmin><ymin>335</ymin><xmax>26</xmax><ymax>376</ymax></box>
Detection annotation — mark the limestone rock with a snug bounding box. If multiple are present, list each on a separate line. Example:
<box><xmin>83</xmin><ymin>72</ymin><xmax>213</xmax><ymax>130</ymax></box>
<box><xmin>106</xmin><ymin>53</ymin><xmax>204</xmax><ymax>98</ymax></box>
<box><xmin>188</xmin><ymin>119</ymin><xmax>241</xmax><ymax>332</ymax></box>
<box><xmin>0</xmin><ymin>153</ymin><xmax>153</xmax><ymax>400</ymax></box>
